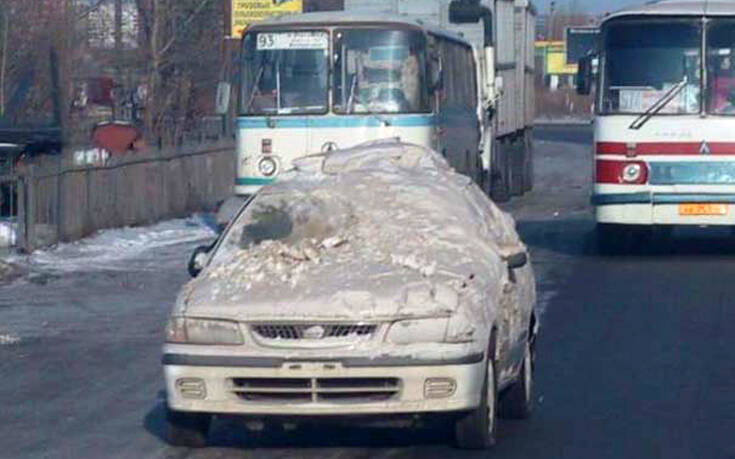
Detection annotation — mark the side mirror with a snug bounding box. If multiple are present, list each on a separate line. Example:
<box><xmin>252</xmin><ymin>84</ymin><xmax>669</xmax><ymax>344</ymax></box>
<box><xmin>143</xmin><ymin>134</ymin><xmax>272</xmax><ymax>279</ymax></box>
<box><xmin>504</xmin><ymin>251</ymin><xmax>528</xmax><ymax>270</ymax></box>
<box><xmin>188</xmin><ymin>245</ymin><xmax>212</xmax><ymax>278</ymax></box>
<box><xmin>576</xmin><ymin>54</ymin><xmax>595</xmax><ymax>95</ymax></box>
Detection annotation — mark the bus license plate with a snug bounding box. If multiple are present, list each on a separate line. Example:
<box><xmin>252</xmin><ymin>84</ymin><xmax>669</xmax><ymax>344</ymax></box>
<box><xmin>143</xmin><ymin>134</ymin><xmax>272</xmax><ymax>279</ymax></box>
<box><xmin>679</xmin><ymin>203</ymin><xmax>728</xmax><ymax>216</ymax></box>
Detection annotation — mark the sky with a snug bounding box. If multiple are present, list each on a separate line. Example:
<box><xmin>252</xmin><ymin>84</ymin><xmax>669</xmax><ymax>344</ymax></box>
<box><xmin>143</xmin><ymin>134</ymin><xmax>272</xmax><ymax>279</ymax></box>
<box><xmin>537</xmin><ymin>0</ymin><xmax>644</xmax><ymax>14</ymax></box>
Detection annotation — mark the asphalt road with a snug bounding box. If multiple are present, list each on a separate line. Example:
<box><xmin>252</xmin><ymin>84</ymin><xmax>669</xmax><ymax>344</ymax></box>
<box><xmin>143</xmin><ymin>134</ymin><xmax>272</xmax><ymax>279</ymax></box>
<box><xmin>1</xmin><ymin>124</ymin><xmax>733</xmax><ymax>459</ymax></box>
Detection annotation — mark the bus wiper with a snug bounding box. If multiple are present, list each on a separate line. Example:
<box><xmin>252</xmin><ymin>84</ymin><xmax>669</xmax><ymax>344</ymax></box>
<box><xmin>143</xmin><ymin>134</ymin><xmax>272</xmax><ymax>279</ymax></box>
<box><xmin>629</xmin><ymin>77</ymin><xmax>688</xmax><ymax>130</ymax></box>
<box><xmin>245</xmin><ymin>66</ymin><xmax>265</xmax><ymax>112</ymax></box>
<box><xmin>346</xmin><ymin>74</ymin><xmax>391</xmax><ymax>126</ymax></box>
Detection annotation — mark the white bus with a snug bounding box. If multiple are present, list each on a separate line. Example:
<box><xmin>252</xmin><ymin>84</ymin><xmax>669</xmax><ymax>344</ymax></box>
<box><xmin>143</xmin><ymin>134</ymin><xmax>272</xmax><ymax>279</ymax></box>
<box><xmin>578</xmin><ymin>0</ymin><xmax>735</xmax><ymax>252</ymax></box>
<box><xmin>234</xmin><ymin>12</ymin><xmax>484</xmax><ymax>197</ymax></box>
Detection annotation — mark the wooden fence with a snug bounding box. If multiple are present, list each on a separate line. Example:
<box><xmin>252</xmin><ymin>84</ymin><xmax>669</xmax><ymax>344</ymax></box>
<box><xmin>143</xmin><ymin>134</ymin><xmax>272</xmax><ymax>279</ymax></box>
<box><xmin>16</xmin><ymin>141</ymin><xmax>235</xmax><ymax>252</ymax></box>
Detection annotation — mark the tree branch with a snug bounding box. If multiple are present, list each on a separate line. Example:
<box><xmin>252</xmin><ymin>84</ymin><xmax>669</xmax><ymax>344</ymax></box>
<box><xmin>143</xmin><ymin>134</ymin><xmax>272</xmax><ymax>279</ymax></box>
<box><xmin>156</xmin><ymin>0</ymin><xmax>211</xmax><ymax>57</ymax></box>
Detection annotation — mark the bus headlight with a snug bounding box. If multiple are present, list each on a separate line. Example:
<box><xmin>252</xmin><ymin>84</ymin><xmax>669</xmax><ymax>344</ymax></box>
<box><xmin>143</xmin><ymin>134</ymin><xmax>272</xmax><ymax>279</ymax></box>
<box><xmin>258</xmin><ymin>157</ymin><xmax>279</xmax><ymax>177</ymax></box>
<box><xmin>622</xmin><ymin>163</ymin><xmax>643</xmax><ymax>183</ymax></box>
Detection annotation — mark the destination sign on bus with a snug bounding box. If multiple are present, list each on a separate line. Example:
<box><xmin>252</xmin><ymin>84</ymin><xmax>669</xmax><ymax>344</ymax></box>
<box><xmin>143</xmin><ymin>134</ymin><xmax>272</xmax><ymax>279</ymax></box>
<box><xmin>256</xmin><ymin>32</ymin><xmax>329</xmax><ymax>50</ymax></box>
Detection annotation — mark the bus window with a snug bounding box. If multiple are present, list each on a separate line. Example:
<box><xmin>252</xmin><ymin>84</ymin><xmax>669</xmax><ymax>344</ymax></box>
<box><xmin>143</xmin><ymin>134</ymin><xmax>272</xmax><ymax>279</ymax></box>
<box><xmin>241</xmin><ymin>31</ymin><xmax>329</xmax><ymax>115</ymax></box>
<box><xmin>707</xmin><ymin>19</ymin><xmax>735</xmax><ymax>115</ymax></box>
<box><xmin>333</xmin><ymin>28</ymin><xmax>430</xmax><ymax>114</ymax></box>
<box><xmin>601</xmin><ymin>19</ymin><xmax>701</xmax><ymax>115</ymax></box>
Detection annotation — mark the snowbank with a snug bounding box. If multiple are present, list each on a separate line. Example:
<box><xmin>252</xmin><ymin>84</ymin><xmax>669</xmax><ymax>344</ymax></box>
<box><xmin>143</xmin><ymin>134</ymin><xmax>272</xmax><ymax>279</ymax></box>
<box><xmin>0</xmin><ymin>219</ymin><xmax>17</xmax><ymax>248</ymax></box>
<box><xmin>17</xmin><ymin>215</ymin><xmax>216</xmax><ymax>273</ymax></box>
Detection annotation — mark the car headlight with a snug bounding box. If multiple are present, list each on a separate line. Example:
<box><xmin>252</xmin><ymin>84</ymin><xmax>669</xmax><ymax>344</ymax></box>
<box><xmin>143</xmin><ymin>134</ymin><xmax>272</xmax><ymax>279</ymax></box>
<box><xmin>385</xmin><ymin>318</ymin><xmax>449</xmax><ymax>344</ymax></box>
<box><xmin>165</xmin><ymin>317</ymin><xmax>244</xmax><ymax>345</ymax></box>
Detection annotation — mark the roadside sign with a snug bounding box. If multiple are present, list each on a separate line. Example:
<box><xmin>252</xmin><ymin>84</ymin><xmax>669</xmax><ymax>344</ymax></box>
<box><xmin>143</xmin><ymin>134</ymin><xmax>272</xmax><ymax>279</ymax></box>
<box><xmin>230</xmin><ymin>0</ymin><xmax>304</xmax><ymax>38</ymax></box>
<box><xmin>566</xmin><ymin>26</ymin><xmax>599</xmax><ymax>65</ymax></box>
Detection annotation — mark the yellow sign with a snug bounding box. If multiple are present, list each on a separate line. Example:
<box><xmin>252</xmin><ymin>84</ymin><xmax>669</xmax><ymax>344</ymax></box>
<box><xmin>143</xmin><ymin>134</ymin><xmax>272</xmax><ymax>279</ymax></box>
<box><xmin>231</xmin><ymin>0</ymin><xmax>303</xmax><ymax>38</ymax></box>
<box><xmin>536</xmin><ymin>41</ymin><xmax>578</xmax><ymax>75</ymax></box>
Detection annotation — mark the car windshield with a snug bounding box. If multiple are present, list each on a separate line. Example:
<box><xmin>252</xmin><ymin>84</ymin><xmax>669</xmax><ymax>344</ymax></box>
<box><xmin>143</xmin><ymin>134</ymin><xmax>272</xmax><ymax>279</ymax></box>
<box><xmin>333</xmin><ymin>28</ymin><xmax>430</xmax><ymax>114</ymax></box>
<box><xmin>601</xmin><ymin>19</ymin><xmax>701</xmax><ymax>115</ymax></box>
<box><xmin>706</xmin><ymin>19</ymin><xmax>735</xmax><ymax>115</ymax></box>
<box><xmin>240</xmin><ymin>31</ymin><xmax>329</xmax><ymax>115</ymax></box>
<box><xmin>210</xmin><ymin>192</ymin><xmax>340</xmax><ymax>267</ymax></box>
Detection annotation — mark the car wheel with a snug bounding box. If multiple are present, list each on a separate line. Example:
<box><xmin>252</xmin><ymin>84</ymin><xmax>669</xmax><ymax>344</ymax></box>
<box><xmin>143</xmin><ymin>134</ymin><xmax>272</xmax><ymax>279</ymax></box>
<box><xmin>454</xmin><ymin>356</ymin><xmax>498</xmax><ymax>449</ymax></box>
<box><xmin>499</xmin><ymin>340</ymin><xmax>534</xmax><ymax>419</ymax></box>
<box><xmin>165</xmin><ymin>406</ymin><xmax>211</xmax><ymax>448</ymax></box>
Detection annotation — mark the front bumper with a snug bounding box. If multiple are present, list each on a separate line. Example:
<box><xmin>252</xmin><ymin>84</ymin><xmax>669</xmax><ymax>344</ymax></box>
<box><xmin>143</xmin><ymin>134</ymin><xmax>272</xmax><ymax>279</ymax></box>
<box><xmin>164</xmin><ymin>353</ymin><xmax>485</xmax><ymax>416</ymax></box>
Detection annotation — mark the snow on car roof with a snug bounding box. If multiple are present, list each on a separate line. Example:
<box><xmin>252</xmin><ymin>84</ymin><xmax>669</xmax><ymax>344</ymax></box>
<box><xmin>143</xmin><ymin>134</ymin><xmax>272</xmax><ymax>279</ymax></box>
<box><xmin>185</xmin><ymin>140</ymin><xmax>522</xmax><ymax>322</ymax></box>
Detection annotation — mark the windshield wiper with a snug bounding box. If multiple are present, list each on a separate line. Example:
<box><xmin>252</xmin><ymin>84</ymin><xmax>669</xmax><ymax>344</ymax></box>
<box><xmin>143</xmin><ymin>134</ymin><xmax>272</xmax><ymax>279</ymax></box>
<box><xmin>345</xmin><ymin>74</ymin><xmax>392</xmax><ymax>126</ymax></box>
<box><xmin>245</xmin><ymin>65</ymin><xmax>265</xmax><ymax>112</ymax></box>
<box><xmin>629</xmin><ymin>77</ymin><xmax>689</xmax><ymax>130</ymax></box>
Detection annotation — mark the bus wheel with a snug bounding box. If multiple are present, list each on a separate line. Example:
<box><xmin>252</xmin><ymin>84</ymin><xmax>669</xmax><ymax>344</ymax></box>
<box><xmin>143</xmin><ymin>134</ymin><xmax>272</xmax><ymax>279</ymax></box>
<box><xmin>596</xmin><ymin>223</ymin><xmax>631</xmax><ymax>255</ymax></box>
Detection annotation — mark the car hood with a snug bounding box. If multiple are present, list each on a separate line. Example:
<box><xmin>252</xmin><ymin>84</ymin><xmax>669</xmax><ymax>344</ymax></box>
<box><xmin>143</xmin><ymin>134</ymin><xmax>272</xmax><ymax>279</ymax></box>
<box><xmin>179</xmin><ymin>256</ymin><xmax>491</xmax><ymax>322</ymax></box>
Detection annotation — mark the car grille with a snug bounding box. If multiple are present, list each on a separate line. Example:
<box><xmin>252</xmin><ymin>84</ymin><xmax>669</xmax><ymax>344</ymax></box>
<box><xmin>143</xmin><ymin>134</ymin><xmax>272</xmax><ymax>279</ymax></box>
<box><xmin>229</xmin><ymin>377</ymin><xmax>401</xmax><ymax>404</ymax></box>
<box><xmin>251</xmin><ymin>324</ymin><xmax>377</xmax><ymax>340</ymax></box>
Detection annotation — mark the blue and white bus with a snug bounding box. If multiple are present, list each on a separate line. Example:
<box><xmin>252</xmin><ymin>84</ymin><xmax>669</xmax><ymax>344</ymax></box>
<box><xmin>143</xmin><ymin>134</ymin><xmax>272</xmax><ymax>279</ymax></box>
<box><xmin>234</xmin><ymin>12</ymin><xmax>485</xmax><ymax>197</ymax></box>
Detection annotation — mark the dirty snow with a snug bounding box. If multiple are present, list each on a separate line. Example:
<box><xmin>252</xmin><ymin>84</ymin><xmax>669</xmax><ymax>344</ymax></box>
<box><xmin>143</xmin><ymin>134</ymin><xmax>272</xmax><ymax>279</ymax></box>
<box><xmin>180</xmin><ymin>140</ymin><xmax>536</xmax><ymax>356</ymax></box>
<box><xmin>8</xmin><ymin>215</ymin><xmax>216</xmax><ymax>273</ymax></box>
<box><xmin>0</xmin><ymin>219</ymin><xmax>17</xmax><ymax>248</ymax></box>
<box><xmin>0</xmin><ymin>333</ymin><xmax>20</xmax><ymax>345</ymax></box>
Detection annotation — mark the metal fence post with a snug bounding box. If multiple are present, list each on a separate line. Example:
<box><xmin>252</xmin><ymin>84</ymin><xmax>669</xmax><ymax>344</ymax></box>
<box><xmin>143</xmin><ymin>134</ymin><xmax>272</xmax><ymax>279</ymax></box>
<box><xmin>26</xmin><ymin>166</ymin><xmax>36</xmax><ymax>252</ymax></box>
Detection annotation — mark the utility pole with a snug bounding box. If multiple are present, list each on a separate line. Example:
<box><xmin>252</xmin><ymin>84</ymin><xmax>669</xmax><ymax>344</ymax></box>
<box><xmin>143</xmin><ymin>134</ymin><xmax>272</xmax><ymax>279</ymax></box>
<box><xmin>549</xmin><ymin>1</ymin><xmax>556</xmax><ymax>40</ymax></box>
<box><xmin>114</xmin><ymin>0</ymin><xmax>123</xmax><ymax>119</ymax></box>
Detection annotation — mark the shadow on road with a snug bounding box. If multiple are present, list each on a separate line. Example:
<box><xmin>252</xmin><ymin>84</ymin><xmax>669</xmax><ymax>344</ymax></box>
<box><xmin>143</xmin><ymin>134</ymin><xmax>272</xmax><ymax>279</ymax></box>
<box><xmin>516</xmin><ymin>216</ymin><xmax>735</xmax><ymax>259</ymax></box>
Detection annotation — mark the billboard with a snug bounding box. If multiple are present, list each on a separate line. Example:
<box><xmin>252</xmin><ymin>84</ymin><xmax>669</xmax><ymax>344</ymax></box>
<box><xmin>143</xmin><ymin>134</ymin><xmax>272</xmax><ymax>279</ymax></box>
<box><xmin>566</xmin><ymin>26</ymin><xmax>599</xmax><ymax>65</ymax></box>
<box><xmin>536</xmin><ymin>41</ymin><xmax>577</xmax><ymax>75</ymax></box>
<box><xmin>231</xmin><ymin>0</ymin><xmax>304</xmax><ymax>38</ymax></box>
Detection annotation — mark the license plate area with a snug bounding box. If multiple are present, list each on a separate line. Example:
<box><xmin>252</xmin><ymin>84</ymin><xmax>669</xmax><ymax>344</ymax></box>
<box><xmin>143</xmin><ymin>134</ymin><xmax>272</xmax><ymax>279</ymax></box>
<box><xmin>678</xmin><ymin>203</ymin><xmax>729</xmax><ymax>216</ymax></box>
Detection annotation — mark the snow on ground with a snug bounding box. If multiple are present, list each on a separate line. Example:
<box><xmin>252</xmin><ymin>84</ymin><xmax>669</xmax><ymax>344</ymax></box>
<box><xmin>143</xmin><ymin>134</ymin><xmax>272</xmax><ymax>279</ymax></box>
<box><xmin>7</xmin><ymin>214</ymin><xmax>217</xmax><ymax>273</ymax></box>
<box><xmin>0</xmin><ymin>333</ymin><xmax>21</xmax><ymax>346</ymax></box>
<box><xmin>0</xmin><ymin>219</ymin><xmax>17</xmax><ymax>248</ymax></box>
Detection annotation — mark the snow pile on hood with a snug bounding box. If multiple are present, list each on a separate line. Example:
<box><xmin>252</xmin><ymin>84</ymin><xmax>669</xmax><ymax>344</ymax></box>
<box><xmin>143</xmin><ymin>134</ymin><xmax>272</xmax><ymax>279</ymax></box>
<box><xmin>186</xmin><ymin>140</ymin><xmax>524</xmax><ymax>321</ymax></box>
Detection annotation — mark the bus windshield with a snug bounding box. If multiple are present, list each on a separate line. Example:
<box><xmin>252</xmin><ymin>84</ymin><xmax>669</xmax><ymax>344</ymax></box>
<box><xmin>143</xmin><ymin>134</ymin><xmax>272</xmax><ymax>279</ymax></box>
<box><xmin>707</xmin><ymin>19</ymin><xmax>735</xmax><ymax>115</ymax></box>
<box><xmin>241</xmin><ymin>31</ymin><xmax>329</xmax><ymax>115</ymax></box>
<box><xmin>601</xmin><ymin>19</ymin><xmax>701</xmax><ymax>115</ymax></box>
<box><xmin>333</xmin><ymin>28</ymin><xmax>430</xmax><ymax>115</ymax></box>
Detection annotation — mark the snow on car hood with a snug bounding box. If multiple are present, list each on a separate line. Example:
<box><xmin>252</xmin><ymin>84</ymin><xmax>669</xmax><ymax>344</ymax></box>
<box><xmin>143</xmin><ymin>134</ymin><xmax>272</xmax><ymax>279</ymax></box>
<box><xmin>180</xmin><ymin>140</ymin><xmax>526</xmax><ymax>328</ymax></box>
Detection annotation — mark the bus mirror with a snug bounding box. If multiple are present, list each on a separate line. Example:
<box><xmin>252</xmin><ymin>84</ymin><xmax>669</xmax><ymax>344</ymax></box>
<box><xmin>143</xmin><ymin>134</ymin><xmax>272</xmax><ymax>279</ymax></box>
<box><xmin>449</xmin><ymin>0</ymin><xmax>483</xmax><ymax>24</ymax></box>
<box><xmin>429</xmin><ymin>55</ymin><xmax>443</xmax><ymax>92</ymax></box>
<box><xmin>215</xmin><ymin>82</ymin><xmax>231</xmax><ymax>115</ymax></box>
<box><xmin>577</xmin><ymin>54</ymin><xmax>594</xmax><ymax>96</ymax></box>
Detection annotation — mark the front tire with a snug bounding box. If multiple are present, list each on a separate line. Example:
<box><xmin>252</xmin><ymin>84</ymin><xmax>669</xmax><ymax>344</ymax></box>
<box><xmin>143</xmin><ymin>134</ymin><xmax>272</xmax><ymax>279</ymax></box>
<box><xmin>499</xmin><ymin>341</ymin><xmax>534</xmax><ymax>419</ymax></box>
<box><xmin>165</xmin><ymin>407</ymin><xmax>212</xmax><ymax>448</ymax></box>
<box><xmin>454</xmin><ymin>357</ymin><xmax>498</xmax><ymax>449</ymax></box>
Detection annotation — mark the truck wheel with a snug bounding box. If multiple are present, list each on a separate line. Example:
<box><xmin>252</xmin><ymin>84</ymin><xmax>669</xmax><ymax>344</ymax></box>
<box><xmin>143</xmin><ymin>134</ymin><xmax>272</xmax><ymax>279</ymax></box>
<box><xmin>596</xmin><ymin>223</ymin><xmax>630</xmax><ymax>255</ymax></box>
<box><xmin>454</xmin><ymin>357</ymin><xmax>498</xmax><ymax>449</ymax></box>
<box><xmin>523</xmin><ymin>130</ymin><xmax>534</xmax><ymax>193</ymax></box>
<box><xmin>499</xmin><ymin>341</ymin><xmax>534</xmax><ymax>419</ymax></box>
<box><xmin>510</xmin><ymin>139</ymin><xmax>524</xmax><ymax>197</ymax></box>
<box><xmin>491</xmin><ymin>141</ymin><xmax>510</xmax><ymax>203</ymax></box>
<box><xmin>165</xmin><ymin>406</ymin><xmax>212</xmax><ymax>448</ymax></box>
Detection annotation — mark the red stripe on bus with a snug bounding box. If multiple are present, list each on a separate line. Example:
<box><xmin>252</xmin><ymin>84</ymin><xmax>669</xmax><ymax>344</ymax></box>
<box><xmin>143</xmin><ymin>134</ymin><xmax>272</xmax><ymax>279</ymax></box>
<box><xmin>596</xmin><ymin>142</ymin><xmax>735</xmax><ymax>155</ymax></box>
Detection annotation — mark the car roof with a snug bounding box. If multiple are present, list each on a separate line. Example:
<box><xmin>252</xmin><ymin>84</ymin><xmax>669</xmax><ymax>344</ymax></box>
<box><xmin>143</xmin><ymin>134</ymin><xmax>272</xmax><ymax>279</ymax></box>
<box><xmin>245</xmin><ymin>11</ymin><xmax>471</xmax><ymax>46</ymax></box>
<box><xmin>604</xmin><ymin>0</ymin><xmax>735</xmax><ymax>22</ymax></box>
